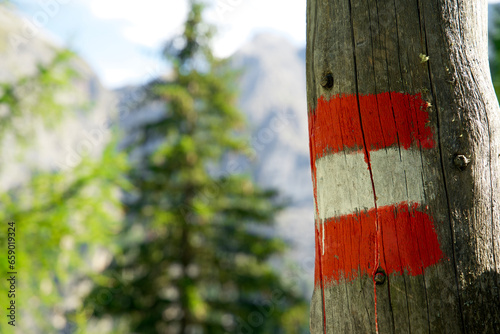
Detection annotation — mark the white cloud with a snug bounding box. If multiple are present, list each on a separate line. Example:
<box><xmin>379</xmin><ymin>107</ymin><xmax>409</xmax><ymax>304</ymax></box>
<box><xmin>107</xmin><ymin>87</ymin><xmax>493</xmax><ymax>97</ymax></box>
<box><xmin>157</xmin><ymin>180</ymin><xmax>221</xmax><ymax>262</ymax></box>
<box><xmin>89</xmin><ymin>0</ymin><xmax>189</xmax><ymax>48</ymax></box>
<box><xmin>79</xmin><ymin>0</ymin><xmax>306</xmax><ymax>86</ymax></box>
<box><xmin>207</xmin><ymin>0</ymin><xmax>306</xmax><ymax>57</ymax></box>
<box><xmin>85</xmin><ymin>0</ymin><xmax>305</xmax><ymax>56</ymax></box>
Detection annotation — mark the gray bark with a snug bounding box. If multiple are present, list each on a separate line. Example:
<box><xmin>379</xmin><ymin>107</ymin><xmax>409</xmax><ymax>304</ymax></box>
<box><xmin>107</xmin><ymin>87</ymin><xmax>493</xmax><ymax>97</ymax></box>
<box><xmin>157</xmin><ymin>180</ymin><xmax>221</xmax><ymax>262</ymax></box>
<box><xmin>307</xmin><ymin>0</ymin><xmax>500</xmax><ymax>332</ymax></box>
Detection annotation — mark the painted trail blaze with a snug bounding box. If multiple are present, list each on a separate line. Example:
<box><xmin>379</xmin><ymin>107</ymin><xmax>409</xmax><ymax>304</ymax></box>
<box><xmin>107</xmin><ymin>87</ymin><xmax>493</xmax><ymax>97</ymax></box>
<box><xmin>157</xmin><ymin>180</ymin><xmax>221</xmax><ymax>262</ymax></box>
<box><xmin>309</xmin><ymin>92</ymin><xmax>443</xmax><ymax>287</ymax></box>
<box><xmin>315</xmin><ymin>203</ymin><xmax>443</xmax><ymax>284</ymax></box>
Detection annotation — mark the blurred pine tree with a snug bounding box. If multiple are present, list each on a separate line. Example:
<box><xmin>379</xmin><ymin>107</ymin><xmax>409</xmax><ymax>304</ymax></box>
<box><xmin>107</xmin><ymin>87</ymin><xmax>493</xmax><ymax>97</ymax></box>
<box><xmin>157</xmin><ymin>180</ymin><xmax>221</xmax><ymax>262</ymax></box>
<box><xmin>83</xmin><ymin>1</ymin><xmax>308</xmax><ymax>333</ymax></box>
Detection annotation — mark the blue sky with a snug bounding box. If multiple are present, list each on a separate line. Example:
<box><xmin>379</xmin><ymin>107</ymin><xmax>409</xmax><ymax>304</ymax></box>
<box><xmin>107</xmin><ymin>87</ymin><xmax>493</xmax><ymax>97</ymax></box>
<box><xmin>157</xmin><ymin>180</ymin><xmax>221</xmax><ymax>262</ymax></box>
<box><xmin>10</xmin><ymin>0</ymin><xmax>306</xmax><ymax>88</ymax></box>
<box><xmin>10</xmin><ymin>0</ymin><xmax>498</xmax><ymax>89</ymax></box>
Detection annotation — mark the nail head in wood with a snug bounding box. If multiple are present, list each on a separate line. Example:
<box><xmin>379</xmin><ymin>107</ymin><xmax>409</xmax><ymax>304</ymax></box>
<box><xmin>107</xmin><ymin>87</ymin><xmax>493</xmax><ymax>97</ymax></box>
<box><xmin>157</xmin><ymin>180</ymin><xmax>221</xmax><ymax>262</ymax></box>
<box><xmin>374</xmin><ymin>268</ymin><xmax>386</xmax><ymax>285</ymax></box>
<box><xmin>453</xmin><ymin>154</ymin><xmax>469</xmax><ymax>171</ymax></box>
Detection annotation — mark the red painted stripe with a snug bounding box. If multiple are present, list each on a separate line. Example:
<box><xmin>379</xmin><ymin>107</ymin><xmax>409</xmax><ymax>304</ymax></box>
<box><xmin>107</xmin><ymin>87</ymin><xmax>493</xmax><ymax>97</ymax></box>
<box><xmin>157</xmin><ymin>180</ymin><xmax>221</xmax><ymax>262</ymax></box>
<box><xmin>308</xmin><ymin>92</ymin><xmax>434</xmax><ymax>162</ymax></box>
<box><xmin>314</xmin><ymin>202</ymin><xmax>443</xmax><ymax>286</ymax></box>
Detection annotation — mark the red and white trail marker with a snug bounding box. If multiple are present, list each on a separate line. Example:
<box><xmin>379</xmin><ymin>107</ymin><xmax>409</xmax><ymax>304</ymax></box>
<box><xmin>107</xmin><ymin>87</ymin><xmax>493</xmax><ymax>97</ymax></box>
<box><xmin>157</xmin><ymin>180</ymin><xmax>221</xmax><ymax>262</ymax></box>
<box><xmin>308</xmin><ymin>92</ymin><xmax>443</xmax><ymax>287</ymax></box>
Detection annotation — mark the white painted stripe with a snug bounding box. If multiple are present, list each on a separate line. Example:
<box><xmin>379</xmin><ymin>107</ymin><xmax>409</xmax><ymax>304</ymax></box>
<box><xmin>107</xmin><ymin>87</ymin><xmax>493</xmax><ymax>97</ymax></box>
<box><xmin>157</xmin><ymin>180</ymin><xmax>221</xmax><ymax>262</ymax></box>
<box><xmin>315</xmin><ymin>148</ymin><xmax>425</xmax><ymax>220</ymax></box>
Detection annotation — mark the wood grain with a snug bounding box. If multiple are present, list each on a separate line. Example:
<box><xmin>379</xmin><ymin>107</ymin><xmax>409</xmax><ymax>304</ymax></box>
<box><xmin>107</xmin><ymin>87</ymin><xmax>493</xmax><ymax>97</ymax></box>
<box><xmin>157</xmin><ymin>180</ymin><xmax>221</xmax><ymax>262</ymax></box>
<box><xmin>307</xmin><ymin>0</ymin><xmax>500</xmax><ymax>332</ymax></box>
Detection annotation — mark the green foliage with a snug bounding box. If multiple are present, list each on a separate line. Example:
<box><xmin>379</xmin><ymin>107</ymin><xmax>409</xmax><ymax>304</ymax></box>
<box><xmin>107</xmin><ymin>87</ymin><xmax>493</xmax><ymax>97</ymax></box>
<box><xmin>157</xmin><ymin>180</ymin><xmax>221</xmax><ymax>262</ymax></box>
<box><xmin>0</xmin><ymin>47</ymin><xmax>131</xmax><ymax>333</ymax></box>
<box><xmin>0</xmin><ymin>49</ymin><xmax>78</xmax><ymax>145</ymax></box>
<box><xmin>84</xmin><ymin>1</ymin><xmax>308</xmax><ymax>333</ymax></box>
<box><xmin>0</xmin><ymin>144</ymin><xmax>130</xmax><ymax>333</ymax></box>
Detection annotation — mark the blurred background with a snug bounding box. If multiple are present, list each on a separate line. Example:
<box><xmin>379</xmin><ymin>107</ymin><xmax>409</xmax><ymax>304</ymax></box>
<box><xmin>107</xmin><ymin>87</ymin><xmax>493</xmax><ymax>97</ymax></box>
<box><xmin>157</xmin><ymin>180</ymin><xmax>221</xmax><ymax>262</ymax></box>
<box><xmin>0</xmin><ymin>0</ymin><xmax>499</xmax><ymax>333</ymax></box>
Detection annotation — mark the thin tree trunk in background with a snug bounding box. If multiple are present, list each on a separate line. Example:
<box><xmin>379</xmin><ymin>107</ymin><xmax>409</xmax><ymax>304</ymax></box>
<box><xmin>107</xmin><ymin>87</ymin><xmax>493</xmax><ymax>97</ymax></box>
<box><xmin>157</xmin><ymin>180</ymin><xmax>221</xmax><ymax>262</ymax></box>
<box><xmin>306</xmin><ymin>0</ymin><xmax>500</xmax><ymax>332</ymax></box>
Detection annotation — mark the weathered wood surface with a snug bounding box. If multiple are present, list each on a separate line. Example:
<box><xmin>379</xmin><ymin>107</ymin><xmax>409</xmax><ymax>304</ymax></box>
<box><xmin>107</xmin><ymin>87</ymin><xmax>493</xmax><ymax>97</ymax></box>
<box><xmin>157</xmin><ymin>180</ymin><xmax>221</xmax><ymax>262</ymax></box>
<box><xmin>307</xmin><ymin>0</ymin><xmax>500</xmax><ymax>333</ymax></box>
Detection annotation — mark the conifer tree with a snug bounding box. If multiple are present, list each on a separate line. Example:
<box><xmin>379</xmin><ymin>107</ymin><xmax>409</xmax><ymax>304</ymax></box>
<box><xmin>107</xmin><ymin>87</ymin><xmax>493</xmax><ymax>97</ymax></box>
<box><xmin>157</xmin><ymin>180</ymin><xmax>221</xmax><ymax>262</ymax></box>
<box><xmin>84</xmin><ymin>1</ymin><xmax>307</xmax><ymax>333</ymax></box>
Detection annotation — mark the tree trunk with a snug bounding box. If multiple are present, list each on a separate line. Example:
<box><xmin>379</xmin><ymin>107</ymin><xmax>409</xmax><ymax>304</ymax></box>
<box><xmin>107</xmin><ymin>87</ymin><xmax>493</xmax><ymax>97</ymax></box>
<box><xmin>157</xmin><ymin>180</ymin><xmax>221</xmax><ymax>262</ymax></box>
<box><xmin>306</xmin><ymin>0</ymin><xmax>500</xmax><ymax>333</ymax></box>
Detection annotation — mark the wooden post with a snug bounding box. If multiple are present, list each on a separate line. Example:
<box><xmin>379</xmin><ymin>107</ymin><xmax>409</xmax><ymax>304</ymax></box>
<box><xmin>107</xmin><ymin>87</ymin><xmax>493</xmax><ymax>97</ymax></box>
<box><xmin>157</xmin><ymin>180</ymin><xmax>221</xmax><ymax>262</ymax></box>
<box><xmin>306</xmin><ymin>0</ymin><xmax>500</xmax><ymax>332</ymax></box>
